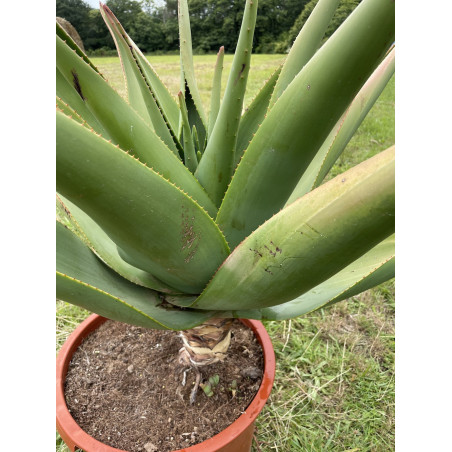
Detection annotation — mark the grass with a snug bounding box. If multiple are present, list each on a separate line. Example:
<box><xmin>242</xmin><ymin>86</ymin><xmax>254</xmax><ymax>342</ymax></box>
<box><xmin>57</xmin><ymin>53</ymin><xmax>395</xmax><ymax>451</ymax></box>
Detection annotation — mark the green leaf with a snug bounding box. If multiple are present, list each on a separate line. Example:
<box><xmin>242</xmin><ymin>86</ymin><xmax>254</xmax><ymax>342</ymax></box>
<box><xmin>269</xmin><ymin>0</ymin><xmax>340</xmax><ymax>107</ymax></box>
<box><xmin>234</xmin><ymin>65</ymin><xmax>281</xmax><ymax>169</ymax></box>
<box><xmin>178</xmin><ymin>0</ymin><xmax>207</xmax><ymax>145</ymax></box>
<box><xmin>216</xmin><ymin>0</ymin><xmax>395</xmax><ymax>249</ymax></box>
<box><xmin>286</xmin><ymin>47</ymin><xmax>395</xmax><ymax>204</ymax></box>
<box><xmin>195</xmin><ymin>0</ymin><xmax>258</xmax><ymax>207</ymax></box>
<box><xmin>56</xmin><ymin>111</ymin><xmax>230</xmax><ymax>294</ymax></box>
<box><xmin>192</xmin><ymin>125</ymin><xmax>201</xmax><ymax>156</ymax></box>
<box><xmin>56</xmin><ymin>67</ymin><xmax>110</xmax><ymax>138</ymax></box>
<box><xmin>178</xmin><ymin>91</ymin><xmax>198</xmax><ymax>173</ymax></box>
<box><xmin>191</xmin><ymin>147</ymin><xmax>394</xmax><ymax>310</ymax></box>
<box><xmin>56</xmin><ymin>36</ymin><xmax>217</xmax><ymax>217</ymax></box>
<box><xmin>56</xmin><ymin>96</ymin><xmax>85</xmax><ymax>125</ymax></box>
<box><xmin>132</xmin><ymin>49</ymin><xmax>180</xmax><ymax>137</ymax></box>
<box><xmin>99</xmin><ymin>4</ymin><xmax>180</xmax><ymax>156</ymax></box>
<box><xmin>259</xmin><ymin>235</ymin><xmax>395</xmax><ymax>320</ymax></box>
<box><xmin>57</xmin><ymin>220</ymin><xmax>216</xmax><ymax>330</ymax></box>
<box><xmin>207</xmin><ymin>46</ymin><xmax>225</xmax><ymax>140</ymax></box>
<box><xmin>56</xmin><ymin>194</ymin><xmax>182</xmax><ymax>294</ymax></box>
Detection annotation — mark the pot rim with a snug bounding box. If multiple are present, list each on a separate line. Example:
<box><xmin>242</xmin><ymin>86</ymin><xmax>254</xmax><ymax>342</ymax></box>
<box><xmin>56</xmin><ymin>313</ymin><xmax>276</xmax><ymax>452</ymax></box>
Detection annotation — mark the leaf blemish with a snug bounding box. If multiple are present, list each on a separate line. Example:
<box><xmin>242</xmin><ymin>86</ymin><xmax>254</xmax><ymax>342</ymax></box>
<box><xmin>250</xmin><ymin>248</ymin><xmax>263</xmax><ymax>258</ymax></box>
<box><xmin>270</xmin><ymin>241</ymin><xmax>282</xmax><ymax>254</ymax></box>
<box><xmin>264</xmin><ymin>245</ymin><xmax>276</xmax><ymax>257</ymax></box>
<box><xmin>234</xmin><ymin>63</ymin><xmax>246</xmax><ymax>85</ymax></box>
<box><xmin>181</xmin><ymin>206</ymin><xmax>200</xmax><ymax>263</ymax></box>
<box><xmin>71</xmin><ymin>69</ymin><xmax>85</xmax><ymax>101</ymax></box>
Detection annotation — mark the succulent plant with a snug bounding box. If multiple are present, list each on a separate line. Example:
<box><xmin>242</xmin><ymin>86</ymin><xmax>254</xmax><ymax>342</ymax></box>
<box><xmin>56</xmin><ymin>0</ymin><xmax>395</xmax><ymax>377</ymax></box>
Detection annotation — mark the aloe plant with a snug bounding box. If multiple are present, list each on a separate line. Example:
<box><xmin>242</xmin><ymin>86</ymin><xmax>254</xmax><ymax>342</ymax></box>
<box><xmin>56</xmin><ymin>0</ymin><xmax>395</xmax><ymax>396</ymax></box>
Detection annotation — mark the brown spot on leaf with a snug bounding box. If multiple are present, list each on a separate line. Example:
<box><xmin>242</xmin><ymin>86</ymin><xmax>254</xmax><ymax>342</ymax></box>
<box><xmin>181</xmin><ymin>206</ymin><xmax>200</xmax><ymax>263</ymax></box>
<box><xmin>234</xmin><ymin>63</ymin><xmax>246</xmax><ymax>85</ymax></box>
<box><xmin>71</xmin><ymin>69</ymin><xmax>85</xmax><ymax>101</ymax></box>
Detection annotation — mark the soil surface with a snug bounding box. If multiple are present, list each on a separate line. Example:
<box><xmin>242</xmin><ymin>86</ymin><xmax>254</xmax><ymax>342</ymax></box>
<box><xmin>64</xmin><ymin>319</ymin><xmax>264</xmax><ymax>452</ymax></box>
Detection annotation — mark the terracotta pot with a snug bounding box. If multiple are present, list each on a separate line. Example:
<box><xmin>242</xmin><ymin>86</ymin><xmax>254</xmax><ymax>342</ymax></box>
<box><xmin>56</xmin><ymin>314</ymin><xmax>276</xmax><ymax>452</ymax></box>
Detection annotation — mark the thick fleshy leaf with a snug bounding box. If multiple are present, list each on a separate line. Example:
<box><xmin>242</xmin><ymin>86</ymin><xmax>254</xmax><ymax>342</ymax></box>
<box><xmin>195</xmin><ymin>0</ymin><xmax>257</xmax><ymax>206</ymax></box>
<box><xmin>100</xmin><ymin>4</ymin><xmax>180</xmax><ymax>156</ymax></box>
<box><xmin>234</xmin><ymin>65</ymin><xmax>281</xmax><ymax>169</ymax></box>
<box><xmin>57</xmin><ymin>220</ymin><xmax>216</xmax><ymax>330</ymax></box>
<box><xmin>207</xmin><ymin>46</ymin><xmax>225</xmax><ymax>140</ymax></box>
<box><xmin>56</xmin><ymin>111</ymin><xmax>230</xmax><ymax>294</ymax></box>
<box><xmin>56</xmin><ymin>67</ymin><xmax>110</xmax><ymax>137</ymax></box>
<box><xmin>269</xmin><ymin>0</ymin><xmax>340</xmax><ymax>107</ymax></box>
<box><xmin>286</xmin><ymin>47</ymin><xmax>395</xmax><ymax>204</ymax></box>
<box><xmin>178</xmin><ymin>0</ymin><xmax>207</xmax><ymax>145</ymax></box>
<box><xmin>258</xmin><ymin>235</ymin><xmax>395</xmax><ymax>320</ymax></box>
<box><xmin>56</xmin><ymin>35</ymin><xmax>217</xmax><ymax>216</ymax></box>
<box><xmin>56</xmin><ymin>96</ymin><xmax>85</xmax><ymax>125</ymax></box>
<box><xmin>214</xmin><ymin>235</ymin><xmax>394</xmax><ymax>320</ymax></box>
<box><xmin>57</xmin><ymin>194</ymin><xmax>181</xmax><ymax>294</ymax></box>
<box><xmin>216</xmin><ymin>0</ymin><xmax>395</xmax><ymax>249</ymax></box>
<box><xmin>191</xmin><ymin>147</ymin><xmax>394</xmax><ymax>310</ymax></box>
<box><xmin>178</xmin><ymin>91</ymin><xmax>198</xmax><ymax>173</ymax></box>
<box><xmin>131</xmin><ymin>48</ymin><xmax>181</xmax><ymax>137</ymax></box>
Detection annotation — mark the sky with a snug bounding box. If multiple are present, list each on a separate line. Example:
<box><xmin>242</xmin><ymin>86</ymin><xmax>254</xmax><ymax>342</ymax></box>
<box><xmin>85</xmin><ymin>0</ymin><xmax>100</xmax><ymax>8</ymax></box>
<box><xmin>84</xmin><ymin>0</ymin><xmax>165</xmax><ymax>8</ymax></box>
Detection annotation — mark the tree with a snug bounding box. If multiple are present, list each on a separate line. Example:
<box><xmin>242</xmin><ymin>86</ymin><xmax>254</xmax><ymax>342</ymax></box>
<box><xmin>106</xmin><ymin>0</ymin><xmax>143</xmax><ymax>31</ymax></box>
<box><xmin>83</xmin><ymin>9</ymin><xmax>115</xmax><ymax>50</ymax></box>
<box><xmin>56</xmin><ymin>0</ymin><xmax>91</xmax><ymax>43</ymax></box>
<box><xmin>284</xmin><ymin>0</ymin><xmax>362</xmax><ymax>51</ymax></box>
<box><xmin>132</xmin><ymin>11</ymin><xmax>165</xmax><ymax>52</ymax></box>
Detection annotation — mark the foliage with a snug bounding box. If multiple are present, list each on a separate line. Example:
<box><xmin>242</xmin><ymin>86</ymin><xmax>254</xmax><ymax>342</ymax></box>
<box><xmin>57</xmin><ymin>0</ymin><xmax>314</xmax><ymax>53</ymax></box>
<box><xmin>56</xmin><ymin>0</ymin><xmax>395</xmax><ymax>331</ymax></box>
<box><xmin>282</xmin><ymin>0</ymin><xmax>362</xmax><ymax>51</ymax></box>
<box><xmin>56</xmin><ymin>0</ymin><xmax>92</xmax><ymax>42</ymax></box>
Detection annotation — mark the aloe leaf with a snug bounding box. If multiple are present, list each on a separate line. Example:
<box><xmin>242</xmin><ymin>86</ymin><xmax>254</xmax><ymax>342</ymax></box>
<box><xmin>191</xmin><ymin>147</ymin><xmax>394</xmax><ymax>310</ymax></box>
<box><xmin>56</xmin><ymin>96</ymin><xmax>85</xmax><ymax>125</ymax></box>
<box><xmin>100</xmin><ymin>4</ymin><xmax>180</xmax><ymax>156</ymax></box>
<box><xmin>192</xmin><ymin>125</ymin><xmax>200</xmax><ymax>156</ymax></box>
<box><xmin>216</xmin><ymin>235</ymin><xmax>395</xmax><ymax>320</ymax></box>
<box><xmin>56</xmin><ymin>67</ymin><xmax>110</xmax><ymax>137</ymax></box>
<box><xmin>207</xmin><ymin>46</ymin><xmax>225</xmax><ymax>140</ymax></box>
<box><xmin>131</xmin><ymin>47</ymin><xmax>180</xmax><ymax>136</ymax></box>
<box><xmin>56</xmin><ymin>36</ymin><xmax>216</xmax><ymax>216</ymax></box>
<box><xmin>195</xmin><ymin>0</ymin><xmax>258</xmax><ymax>207</ymax></box>
<box><xmin>57</xmin><ymin>220</ymin><xmax>216</xmax><ymax>330</ymax></box>
<box><xmin>269</xmin><ymin>0</ymin><xmax>340</xmax><ymax>107</ymax></box>
<box><xmin>258</xmin><ymin>235</ymin><xmax>395</xmax><ymax>320</ymax></box>
<box><xmin>286</xmin><ymin>47</ymin><xmax>395</xmax><ymax>205</ymax></box>
<box><xmin>56</xmin><ymin>21</ymin><xmax>99</xmax><ymax>74</ymax></box>
<box><xmin>178</xmin><ymin>0</ymin><xmax>207</xmax><ymax>144</ymax></box>
<box><xmin>56</xmin><ymin>111</ymin><xmax>230</xmax><ymax>294</ymax></box>
<box><xmin>217</xmin><ymin>0</ymin><xmax>395</xmax><ymax>249</ymax></box>
<box><xmin>56</xmin><ymin>194</ymin><xmax>182</xmax><ymax>294</ymax></box>
<box><xmin>178</xmin><ymin>91</ymin><xmax>198</xmax><ymax>173</ymax></box>
<box><xmin>234</xmin><ymin>65</ymin><xmax>281</xmax><ymax>169</ymax></box>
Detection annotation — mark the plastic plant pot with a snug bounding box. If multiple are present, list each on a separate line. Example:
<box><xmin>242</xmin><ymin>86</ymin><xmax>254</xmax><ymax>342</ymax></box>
<box><xmin>56</xmin><ymin>314</ymin><xmax>276</xmax><ymax>452</ymax></box>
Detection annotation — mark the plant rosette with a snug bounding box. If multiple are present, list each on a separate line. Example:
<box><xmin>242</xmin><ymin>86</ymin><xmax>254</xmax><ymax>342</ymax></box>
<box><xmin>56</xmin><ymin>0</ymin><xmax>394</xmax><ymax>449</ymax></box>
<box><xmin>56</xmin><ymin>314</ymin><xmax>276</xmax><ymax>452</ymax></box>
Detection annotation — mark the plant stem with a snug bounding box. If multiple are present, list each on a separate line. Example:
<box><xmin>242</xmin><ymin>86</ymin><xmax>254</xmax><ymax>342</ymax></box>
<box><xmin>179</xmin><ymin>318</ymin><xmax>234</xmax><ymax>366</ymax></box>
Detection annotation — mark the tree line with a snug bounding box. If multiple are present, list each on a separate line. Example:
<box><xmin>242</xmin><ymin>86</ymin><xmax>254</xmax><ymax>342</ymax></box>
<box><xmin>56</xmin><ymin>0</ymin><xmax>361</xmax><ymax>55</ymax></box>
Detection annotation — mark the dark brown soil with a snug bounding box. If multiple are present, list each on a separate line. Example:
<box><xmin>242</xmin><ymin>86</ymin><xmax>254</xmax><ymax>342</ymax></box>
<box><xmin>64</xmin><ymin>319</ymin><xmax>264</xmax><ymax>452</ymax></box>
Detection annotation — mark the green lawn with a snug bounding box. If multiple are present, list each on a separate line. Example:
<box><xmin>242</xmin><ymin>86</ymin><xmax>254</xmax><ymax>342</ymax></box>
<box><xmin>57</xmin><ymin>53</ymin><xmax>395</xmax><ymax>452</ymax></box>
